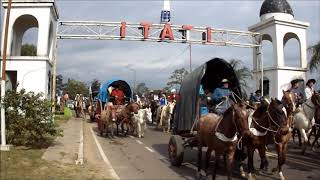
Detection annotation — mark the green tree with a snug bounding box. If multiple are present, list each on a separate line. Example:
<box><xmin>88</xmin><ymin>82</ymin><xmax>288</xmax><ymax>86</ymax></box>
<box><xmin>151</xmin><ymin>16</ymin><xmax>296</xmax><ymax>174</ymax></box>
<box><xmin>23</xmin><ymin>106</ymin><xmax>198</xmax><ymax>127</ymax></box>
<box><xmin>167</xmin><ymin>68</ymin><xmax>189</xmax><ymax>88</ymax></box>
<box><xmin>135</xmin><ymin>82</ymin><xmax>149</xmax><ymax>96</ymax></box>
<box><xmin>90</xmin><ymin>79</ymin><xmax>101</xmax><ymax>93</ymax></box>
<box><xmin>309</xmin><ymin>41</ymin><xmax>320</xmax><ymax>72</ymax></box>
<box><xmin>21</xmin><ymin>43</ymin><xmax>37</xmax><ymax>56</ymax></box>
<box><xmin>63</xmin><ymin>79</ymin><xmax>89</xmax><ymax>99</ymax></box>
<box><xmin>229</xmin><ymin>59</ymin><xmax>252</xmax><ymax>95</ymax></box>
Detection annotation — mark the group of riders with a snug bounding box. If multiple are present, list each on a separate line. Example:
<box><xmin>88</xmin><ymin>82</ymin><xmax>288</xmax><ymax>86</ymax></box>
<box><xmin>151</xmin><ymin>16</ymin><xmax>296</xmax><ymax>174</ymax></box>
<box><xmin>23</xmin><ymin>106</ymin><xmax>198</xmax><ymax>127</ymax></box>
<box><xmin>198</xmin><ymin>78</ymin><xmax>318</xmax><ymax>117</ymax></box>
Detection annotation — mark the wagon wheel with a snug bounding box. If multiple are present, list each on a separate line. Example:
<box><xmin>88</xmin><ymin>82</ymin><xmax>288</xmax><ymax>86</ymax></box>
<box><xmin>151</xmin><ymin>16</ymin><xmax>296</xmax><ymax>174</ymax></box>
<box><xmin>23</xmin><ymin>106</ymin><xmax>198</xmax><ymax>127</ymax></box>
<box><xmin>168</xmin><ymin>135</ymin><xmax>184</xmax><ymax>166</ymax></box>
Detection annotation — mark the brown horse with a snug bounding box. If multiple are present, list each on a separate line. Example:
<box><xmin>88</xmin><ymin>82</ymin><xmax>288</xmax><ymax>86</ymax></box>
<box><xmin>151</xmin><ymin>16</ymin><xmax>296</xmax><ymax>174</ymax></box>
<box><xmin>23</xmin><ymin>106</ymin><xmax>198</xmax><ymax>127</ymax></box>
<box><xmin>114</xmin><ymin>102</ymin><xmax>140</xmax><ymax>136</ymax></box>
<box><xmin>309</xmin><ymin>105</ymin><xmax>320</xmax><ymax>151</ymax></box>
<box><xmin>99</xmin><ymin>102</ymin><xmax>116</xmax><ymax>137</ymax></box>
<box><xmin>239</xmin><ymin>99</ymin><xmax>289</xmax><ymax>180</ymax></box>
<box><xmin>197</xmin><ymin>103</ymin><xmax>250</xmax><ymax>180</ymax></box>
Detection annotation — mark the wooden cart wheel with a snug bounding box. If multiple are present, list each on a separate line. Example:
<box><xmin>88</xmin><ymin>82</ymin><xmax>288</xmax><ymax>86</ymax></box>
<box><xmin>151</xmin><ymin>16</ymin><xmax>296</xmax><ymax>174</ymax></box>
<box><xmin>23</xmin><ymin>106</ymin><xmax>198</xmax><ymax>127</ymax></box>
<box><xmin>168</xmin><ymin>135</ymin><xmax>184</xmax><ymax>166</ymax></box>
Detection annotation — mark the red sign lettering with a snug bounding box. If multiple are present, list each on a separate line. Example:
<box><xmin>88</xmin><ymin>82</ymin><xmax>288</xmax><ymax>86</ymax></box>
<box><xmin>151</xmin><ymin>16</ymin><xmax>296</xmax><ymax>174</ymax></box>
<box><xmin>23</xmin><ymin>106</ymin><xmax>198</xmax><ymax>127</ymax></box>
<box><xmin>161</xmin><ymin>23</ymin><xmax>174</xmax><ymax>40</ymax></box>
<box><xmin>140</xmin><ymin>22</ymin><xmax>151</xmax><ymax>39</ymax></box>
<box><xmin>206</xmin><ymin>27</ymin><xmax>212</xmax><ymax>43</ymax></box>
<box><xmin>120</xmin><ymin>22</ymin><xmax>126</xmax><ymax>38</ymax></box>
<box><xmin>182</xmin><ymin>25</ymin><xmax>193</xmax><ymax>30</ymax></box>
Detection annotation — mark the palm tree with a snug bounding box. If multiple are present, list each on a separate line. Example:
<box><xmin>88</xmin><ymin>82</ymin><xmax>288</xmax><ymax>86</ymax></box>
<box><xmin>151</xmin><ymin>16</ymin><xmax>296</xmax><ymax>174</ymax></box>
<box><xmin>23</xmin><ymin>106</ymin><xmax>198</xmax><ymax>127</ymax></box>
<box><xmin>309</xmin><ymin>41</ymin><xmax>320</xmax><ymax>72</ymax></box>
<box><xmin>229</xmin><ymin>59</ymin><xmax>252</xmax><ymax>96</ymax></box>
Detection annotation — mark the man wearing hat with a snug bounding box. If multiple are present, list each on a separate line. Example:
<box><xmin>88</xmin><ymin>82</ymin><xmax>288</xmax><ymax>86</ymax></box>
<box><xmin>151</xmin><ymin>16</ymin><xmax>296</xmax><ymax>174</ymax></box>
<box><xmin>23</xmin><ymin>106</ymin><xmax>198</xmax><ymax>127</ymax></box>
<box><xmin>305</xmin><ymin>79</ymin><xmax>316</xmax><ymax>100</ymax></box>
<box><xmin>212</xmin><ymin>79</ymin><xmax>231</xmax><ymax>103</ymax></box>
<box><xmin>289</xmin><ymin>79</ymin><xmax>304</xmax><ymax>106</ymax></box>
<box><xmin>212</xmin><ymin>79</ymin><xmax>231</xmax><ymax>114</ymax></box>
<box><xmin>252</xmin><ymin>90</ymin><xmax>262</xmax><ymax>102</ymax></box>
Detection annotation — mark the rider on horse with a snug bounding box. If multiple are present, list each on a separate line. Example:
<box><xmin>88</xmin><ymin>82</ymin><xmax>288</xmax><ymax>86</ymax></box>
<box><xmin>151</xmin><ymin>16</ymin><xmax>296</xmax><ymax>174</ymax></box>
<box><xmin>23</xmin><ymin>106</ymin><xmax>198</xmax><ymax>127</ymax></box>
<box><xmin>288</xmin><ymin>79</ymin><xmax>304</xmax><ymax>107</ymax></box>
<box><xmin>212</xmin><ymin>79</ymin><xmax>232</xmax><ymax>114</ymax></box>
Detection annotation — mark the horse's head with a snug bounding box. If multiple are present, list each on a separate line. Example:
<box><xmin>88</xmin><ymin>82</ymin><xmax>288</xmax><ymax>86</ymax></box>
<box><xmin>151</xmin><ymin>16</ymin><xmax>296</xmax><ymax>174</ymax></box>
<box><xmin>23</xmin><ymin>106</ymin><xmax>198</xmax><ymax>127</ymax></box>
<box><xmin>269</xmin><ymin>98</ymin><xmax>289</xmax><ymax>133</ymax></box>
<box><xmin>281</xmin><ymin>90</ymin><xmax>296</xmax><ymax>113</ymax></box>
<box><xmin>231</xmin><ymin>103</ymin><xmax>251</xmax><ymax>138</ymax></box>
<box><xmin>311</xmin><ymin>92</ymin><xmax>320</xmax><ymax>107</ymax></box>
<box><xmin>128</xmin><ymin>102</ymin><xmax>140</xmax><ymax>114</ymax></box>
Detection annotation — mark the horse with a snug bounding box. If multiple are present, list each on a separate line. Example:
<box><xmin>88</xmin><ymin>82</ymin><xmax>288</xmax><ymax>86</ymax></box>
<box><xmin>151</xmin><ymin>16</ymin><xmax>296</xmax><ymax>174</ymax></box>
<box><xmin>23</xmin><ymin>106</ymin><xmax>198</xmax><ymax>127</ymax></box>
<box><xmin>132</xmin><ymin>107</ymin><xmax>152</xmax><ymax>138</ymax></box>
<box><xmin>197</xmin><ymin>103</ymin><xmax>251</xmax><ymax>180</ymax></box>
<box><xmin>309</xmin><ymin>105</ymin><xmax>320</xmax><ymax>151</ymax></box>
<box><xmin>293</xmin><ymin>93</ymin><xmax>320</xmax><ymax>154</ymax></box>
<box><xmin>75</xmin><ymin>94</ymin><xmax>84</xmax><ymax>118</ymax></box>
<box><xmin>150</xmin><ymin>100</ymin><xmax>159</xmax><ymax>124</ymax></box>
<box><xmin>281</xmin><ymin>90</ymin><xmax>302</xmax><ymax>146</ymax></box>
<box><xmin>238</xmin><ymin>98</ymin><xmax>289</xmax><ymax>180</ymax></box>
<box><xmin>88</xmin><ymin>100</ymin><xmax>96</xmax><ymax>122</ymax></box>
<box><xmin>155</xmin><ymin>105</ymin><xmax>164</xmax><ymax>127</ymax></box>
<box><xmin>99</xmin><ymin>102</ymin><xmax>116</xmax><ymax>137</ymax></box>
<box><xmin>159</xmin><ymin>102</ymin><xmax>176</xmax><ymax>133</ymax></box>
<box><xmin>114</xmin><ymin>102</ymin><xmax>140</xmax><ymax>136</ymax></box>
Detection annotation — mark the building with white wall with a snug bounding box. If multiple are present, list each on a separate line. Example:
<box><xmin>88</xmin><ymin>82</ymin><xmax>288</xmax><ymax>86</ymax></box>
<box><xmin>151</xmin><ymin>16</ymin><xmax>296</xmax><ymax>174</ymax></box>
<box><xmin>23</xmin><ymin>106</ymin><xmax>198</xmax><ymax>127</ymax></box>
<box><xmin>249</xmin><ymin>0</ymin><xmax>310</xmax><ymax>99</ymax></box>
<box><xmin>1</xmin><ymin>0</ymin><xmax>58</xmax><ymax>99</ymax></box>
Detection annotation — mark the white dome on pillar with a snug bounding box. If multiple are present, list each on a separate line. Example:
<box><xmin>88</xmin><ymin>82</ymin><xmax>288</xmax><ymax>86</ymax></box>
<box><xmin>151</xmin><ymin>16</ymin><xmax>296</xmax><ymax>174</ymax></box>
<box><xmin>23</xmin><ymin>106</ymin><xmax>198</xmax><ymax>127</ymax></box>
<box><xmin>249</xmin><ymin>0</ymin><xmax>310</xmax><ymax>99</ymax></box>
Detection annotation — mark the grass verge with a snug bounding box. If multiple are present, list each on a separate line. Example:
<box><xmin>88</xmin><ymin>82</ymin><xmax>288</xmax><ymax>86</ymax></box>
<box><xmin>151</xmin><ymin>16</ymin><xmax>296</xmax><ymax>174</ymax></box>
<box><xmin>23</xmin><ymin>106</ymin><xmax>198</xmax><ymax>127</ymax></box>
<box><xmin>54</xmin><ymin>107</ymin><xmax>73</xmax><ymax>125</ymax></box>
<box><xmin>0</xmin><ymin>147</ymin><xmax>110</xmax><ymax>180</ymax></box>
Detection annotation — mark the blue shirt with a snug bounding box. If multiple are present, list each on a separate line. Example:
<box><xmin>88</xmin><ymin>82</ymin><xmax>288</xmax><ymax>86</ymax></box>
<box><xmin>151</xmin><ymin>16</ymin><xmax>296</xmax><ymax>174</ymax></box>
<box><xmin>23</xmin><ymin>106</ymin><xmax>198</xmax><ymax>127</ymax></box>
<box><xmin>212</xmin><ymin>87</ymin><xmax>231</xmax><ymax>102</ymax></box>
<box><xmin>159</xmin><ymin>97</ymin><xmax>167</xmax><ymax>105</ymax></box>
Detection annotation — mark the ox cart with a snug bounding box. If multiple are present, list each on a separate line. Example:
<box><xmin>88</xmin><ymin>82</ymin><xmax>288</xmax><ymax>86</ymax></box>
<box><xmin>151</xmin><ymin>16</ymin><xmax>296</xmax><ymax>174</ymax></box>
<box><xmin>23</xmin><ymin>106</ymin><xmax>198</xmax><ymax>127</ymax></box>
<box><xmin>168</xmin><ymin>58</ymin><xmax>243</xmax><ymax>166</ymax></box>
<box><xmin>95</xmin><ymin>78</ymin><xmax>133</xmax><ymax>136</ymax></box>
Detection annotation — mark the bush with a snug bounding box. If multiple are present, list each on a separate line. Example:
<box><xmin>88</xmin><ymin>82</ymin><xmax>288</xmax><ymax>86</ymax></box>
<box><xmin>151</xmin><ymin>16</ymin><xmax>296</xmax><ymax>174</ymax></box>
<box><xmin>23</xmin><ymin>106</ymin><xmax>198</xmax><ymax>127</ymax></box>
<box><xmin>64</xmin><ymin>107</ymin><xmax>73</xmax><ymax>120</ymax></box>
<box><xmin>3</xmin><ymin>89</ymin><xmax>63</xmax><ymax>148</ymax></box>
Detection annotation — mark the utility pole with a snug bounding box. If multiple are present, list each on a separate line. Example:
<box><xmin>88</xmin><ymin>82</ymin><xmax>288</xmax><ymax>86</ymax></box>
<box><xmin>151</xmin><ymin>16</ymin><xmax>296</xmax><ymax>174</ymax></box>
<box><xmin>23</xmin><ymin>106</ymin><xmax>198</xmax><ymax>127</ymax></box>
<box><xmin>1</xmin><ymin>0</ymin><xmax>12</xmax><ymax>151</ymax></box>
<box><xmin>189</xmin><ymin>43</ymin><xmax>192</xmax><ymax>72</ymax></box>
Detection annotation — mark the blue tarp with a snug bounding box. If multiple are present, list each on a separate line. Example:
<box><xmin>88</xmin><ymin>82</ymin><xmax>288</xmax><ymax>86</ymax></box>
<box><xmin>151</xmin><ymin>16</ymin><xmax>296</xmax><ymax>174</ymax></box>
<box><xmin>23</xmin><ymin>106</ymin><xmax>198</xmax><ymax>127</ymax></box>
<box><xmin>98</xmin><ymin>78</ymin><xmax>132</xmax><ymax>103</ymax></box>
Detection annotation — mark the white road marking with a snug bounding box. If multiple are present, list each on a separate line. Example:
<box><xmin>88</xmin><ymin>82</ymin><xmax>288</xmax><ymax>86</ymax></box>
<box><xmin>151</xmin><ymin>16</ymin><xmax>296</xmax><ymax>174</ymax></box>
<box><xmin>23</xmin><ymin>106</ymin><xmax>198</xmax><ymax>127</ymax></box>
<box><xmin>145</xmin><ymin>146</ymin><xmax>155</xmax><ymax>153</ymax></box>
<box><xmin>136</xmin><ymin>140</ymin><xmax>143</xmax><ymax>145</ymax></box>
<box><xmin>75</xmin><ymin>119</ymin><xmax>84</xmax><ymax>165</ymax></box>
<box><xmin>129</xmin><ymin>135</ymin><xmax>134</xmax><ymax>139</ymax></box>
<box><xmin>266</xmin><ymin>151</ymin><xmax>319</xmax><ymax>168</ymax></box>
<box><xmin>90</xmin><ymin>128</ymin><xmax>120</xmax><ymax>180</ymax></box>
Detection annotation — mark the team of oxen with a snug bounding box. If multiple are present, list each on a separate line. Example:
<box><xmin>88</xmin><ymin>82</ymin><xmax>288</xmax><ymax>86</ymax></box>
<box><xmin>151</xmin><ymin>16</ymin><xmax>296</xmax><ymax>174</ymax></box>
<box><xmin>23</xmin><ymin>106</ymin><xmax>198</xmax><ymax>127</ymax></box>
<box><xmin>81</xmin><ymin>91</ymin><xmax>320</xmax><ymax>180</ymax></box>
<box><xmin>86</xmin><ymin>98</ymin><xmax>176</xmax><ymax>138</ymax></box>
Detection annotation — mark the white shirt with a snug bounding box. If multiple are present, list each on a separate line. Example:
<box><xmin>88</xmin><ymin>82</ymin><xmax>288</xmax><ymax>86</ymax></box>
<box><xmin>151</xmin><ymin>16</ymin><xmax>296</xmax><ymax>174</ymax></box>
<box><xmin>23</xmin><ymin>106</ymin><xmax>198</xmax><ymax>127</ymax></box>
<box><xmin>305</xmin><ymin>86</ymin><xmax>314</xmax><ymax>100</ymax></box>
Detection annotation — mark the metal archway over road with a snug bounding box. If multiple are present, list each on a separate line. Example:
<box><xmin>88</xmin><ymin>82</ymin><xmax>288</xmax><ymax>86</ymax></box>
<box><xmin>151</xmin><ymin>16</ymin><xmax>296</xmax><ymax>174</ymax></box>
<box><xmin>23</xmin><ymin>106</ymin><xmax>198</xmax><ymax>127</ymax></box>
<box><xmin>57</xmin><ymin>21</ymin><xmax>261</xmax><ymax>48</ymax></box>
<box><xmin>54</xmin><ymin>20</ymin><xmax>264</xmax><ymax>110</ymax></box>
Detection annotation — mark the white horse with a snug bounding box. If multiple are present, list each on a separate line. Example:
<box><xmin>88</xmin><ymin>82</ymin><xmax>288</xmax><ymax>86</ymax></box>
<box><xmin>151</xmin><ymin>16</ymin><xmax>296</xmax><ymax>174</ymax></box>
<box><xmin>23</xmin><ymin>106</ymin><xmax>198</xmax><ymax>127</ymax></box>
<box><xmin>133</xmin><ymin>108</ymin><xmax>152</xmax><ymax>138</ymax></box>
<box><xmin>159</xmin><ymin>102</ymin><xmax>176</xmax><ymax>133</ymax></box>
<box><xmin>293</xmin><ymin>95</ymin><xmax>319</xmax><ymax>153</ymax></box>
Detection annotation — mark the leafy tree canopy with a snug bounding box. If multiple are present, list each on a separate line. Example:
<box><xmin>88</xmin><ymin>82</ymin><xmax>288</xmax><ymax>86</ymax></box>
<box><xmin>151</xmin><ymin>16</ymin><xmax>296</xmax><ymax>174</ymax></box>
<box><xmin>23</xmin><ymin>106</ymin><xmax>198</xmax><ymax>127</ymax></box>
<box><xmin>21</xmin><ymin>43</ymin><xmax>37</xmax><ymax>56</ymax></box>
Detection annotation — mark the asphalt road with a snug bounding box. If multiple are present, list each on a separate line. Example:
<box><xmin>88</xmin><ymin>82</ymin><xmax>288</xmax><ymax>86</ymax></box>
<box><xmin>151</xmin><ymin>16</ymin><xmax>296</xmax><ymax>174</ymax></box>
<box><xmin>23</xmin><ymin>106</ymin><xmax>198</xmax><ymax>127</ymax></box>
<box><xmin>88</xmin><ymin>123</ymin><xmax>320</xmax><ymax>180</ymax></box>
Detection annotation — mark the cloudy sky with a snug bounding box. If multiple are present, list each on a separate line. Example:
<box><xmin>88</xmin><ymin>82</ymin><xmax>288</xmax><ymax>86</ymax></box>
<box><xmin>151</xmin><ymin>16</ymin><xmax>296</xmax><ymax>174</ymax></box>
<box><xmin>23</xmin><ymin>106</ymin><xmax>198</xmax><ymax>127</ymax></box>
<box><xmin>1</xmin><ymin>0</ymin><xmax>320</xmax><ymax>92</ymax></box>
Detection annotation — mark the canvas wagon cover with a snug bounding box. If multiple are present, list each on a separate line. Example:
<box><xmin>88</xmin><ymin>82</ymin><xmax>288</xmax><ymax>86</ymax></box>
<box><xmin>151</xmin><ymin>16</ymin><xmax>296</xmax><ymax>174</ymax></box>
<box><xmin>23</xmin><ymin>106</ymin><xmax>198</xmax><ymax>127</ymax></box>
<box><xmin>173</xmin><ymin>58</ymin><xmax>242</xmax><ymax>133</ymax></box>
<box><xmin>98</xmin><ymin>78</ymin><xmax>132</xmax><ymax>103</ymax></box>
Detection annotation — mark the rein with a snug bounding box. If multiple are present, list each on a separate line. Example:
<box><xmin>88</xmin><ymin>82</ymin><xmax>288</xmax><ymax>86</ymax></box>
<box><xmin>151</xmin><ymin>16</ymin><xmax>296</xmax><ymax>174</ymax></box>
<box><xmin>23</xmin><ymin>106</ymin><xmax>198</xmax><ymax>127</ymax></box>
<box><xmin>231</xmin><ymin>92</ymin><xmax>281</xmax><ymax>134</ymax></box>
<box><xmin>214</xmin><ymin>109</ymin><xmax>239</xmax><ymax>143</ymax></box>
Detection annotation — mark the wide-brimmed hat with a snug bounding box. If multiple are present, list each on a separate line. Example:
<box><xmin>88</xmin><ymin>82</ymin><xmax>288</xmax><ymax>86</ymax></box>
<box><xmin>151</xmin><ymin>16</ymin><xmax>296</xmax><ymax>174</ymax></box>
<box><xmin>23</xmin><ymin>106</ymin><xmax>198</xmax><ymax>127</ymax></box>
<box><xmin>306</xmin><ymin>79</ymin><xmax>316</xmax><ymax>85</ymax></box>
<box><xmin>290</xmin><ymin>79</ymin><xmax>302</xmax><ymax>85</ymax></box>
<box><xmin>221</xmin><ymin>79</ymin><xmax>229</xmax><ymax>83</ymax></box>
<box><xmin>255</xmin><ymin>90</ymin><xmax>261</xmax><ymax>94</ymax></box>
